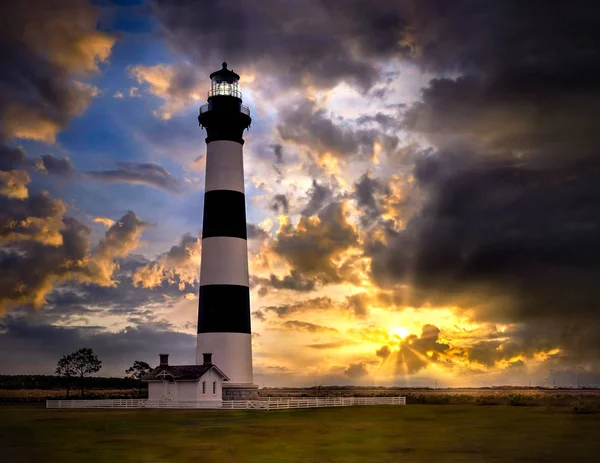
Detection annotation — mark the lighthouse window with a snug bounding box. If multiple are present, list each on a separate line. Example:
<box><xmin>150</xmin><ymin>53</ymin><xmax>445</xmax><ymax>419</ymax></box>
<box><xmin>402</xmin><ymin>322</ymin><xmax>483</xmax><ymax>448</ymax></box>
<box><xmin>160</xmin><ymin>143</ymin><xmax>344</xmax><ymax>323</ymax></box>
<box><xmin>202</xmin><ymin>381</ymin><xmax>206</xmax><ymax>394</ymax></box>
<box><xmin>212</xmin><ymin>381</ymin><xmax>216</xmax><ymax>394</ymax></box>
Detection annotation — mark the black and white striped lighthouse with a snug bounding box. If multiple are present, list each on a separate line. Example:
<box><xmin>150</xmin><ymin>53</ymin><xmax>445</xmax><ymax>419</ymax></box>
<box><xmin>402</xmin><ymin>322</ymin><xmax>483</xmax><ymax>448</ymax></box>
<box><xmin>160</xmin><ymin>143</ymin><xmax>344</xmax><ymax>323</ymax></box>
<box><xmin>197</xmin><ymin>63</ymin><xmax>257</xmax><ymax>399</ymax></box>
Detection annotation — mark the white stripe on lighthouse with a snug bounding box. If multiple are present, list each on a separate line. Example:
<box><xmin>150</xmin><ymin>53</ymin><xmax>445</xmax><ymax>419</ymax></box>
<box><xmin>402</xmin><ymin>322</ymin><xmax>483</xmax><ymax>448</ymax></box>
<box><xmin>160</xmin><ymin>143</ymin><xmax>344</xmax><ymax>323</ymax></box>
<box><xmin>205</xmin><ymin>140</ymin><xmax>245</xmax><ymax>193</ymax></box>
<box><xmin>199</xmin><ymin>237</ymin><xmax>249</xmax><ymax>287</ymax></box>
<box><xmin>196</xmin><ymin>332</ymin><xmax>253</xmax><ymax>385</ymax></box>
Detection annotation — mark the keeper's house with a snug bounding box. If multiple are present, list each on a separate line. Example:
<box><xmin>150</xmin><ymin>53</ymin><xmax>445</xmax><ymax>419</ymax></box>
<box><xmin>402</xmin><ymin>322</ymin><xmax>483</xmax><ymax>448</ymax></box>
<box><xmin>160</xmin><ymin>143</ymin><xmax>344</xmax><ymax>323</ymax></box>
<box><xmin>143</xmin><ymin>353</ymin><xmax>229</xmax><ymax>401</ymax></box>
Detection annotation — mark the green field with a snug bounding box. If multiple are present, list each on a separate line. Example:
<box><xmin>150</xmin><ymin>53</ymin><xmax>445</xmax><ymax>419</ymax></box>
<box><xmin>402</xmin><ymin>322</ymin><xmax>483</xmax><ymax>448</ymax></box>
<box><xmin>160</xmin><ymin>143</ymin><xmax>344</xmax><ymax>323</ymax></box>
<box><xmin>1</xmin><ymin>405</ymin><xmax>599</xmax><ymax>462</ymax></box>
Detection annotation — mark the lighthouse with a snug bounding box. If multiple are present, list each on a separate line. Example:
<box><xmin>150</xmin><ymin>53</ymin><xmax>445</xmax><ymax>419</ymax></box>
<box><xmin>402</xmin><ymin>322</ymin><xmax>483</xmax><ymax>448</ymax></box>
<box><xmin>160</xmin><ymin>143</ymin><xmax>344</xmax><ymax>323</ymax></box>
<box><xmin>196</xmin><ymin>63</ymin><xmax>257</xmax><ymax>400</ymax></box>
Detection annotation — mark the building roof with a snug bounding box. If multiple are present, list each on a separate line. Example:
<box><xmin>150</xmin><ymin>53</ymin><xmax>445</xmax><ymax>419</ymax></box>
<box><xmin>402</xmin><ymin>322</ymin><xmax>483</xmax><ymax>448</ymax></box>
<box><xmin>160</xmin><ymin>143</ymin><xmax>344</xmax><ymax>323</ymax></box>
<box><xmin>143</xmin><ymin>364</ymin><xmax>229</xmax><ymax>382</ymax></box>
<box><xmin>209</xmin><ymin>62</ymin><xmax>240</xmax><ymax>81</ymax></box>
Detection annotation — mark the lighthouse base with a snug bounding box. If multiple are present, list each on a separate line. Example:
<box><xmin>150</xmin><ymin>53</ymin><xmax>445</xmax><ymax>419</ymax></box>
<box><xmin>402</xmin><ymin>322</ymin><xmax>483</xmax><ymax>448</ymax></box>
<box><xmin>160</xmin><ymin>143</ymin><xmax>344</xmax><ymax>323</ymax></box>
<box><xmin>222</xmin><ymin>383</ymin><xmax>259</xmax><ymax>400</ymax></box>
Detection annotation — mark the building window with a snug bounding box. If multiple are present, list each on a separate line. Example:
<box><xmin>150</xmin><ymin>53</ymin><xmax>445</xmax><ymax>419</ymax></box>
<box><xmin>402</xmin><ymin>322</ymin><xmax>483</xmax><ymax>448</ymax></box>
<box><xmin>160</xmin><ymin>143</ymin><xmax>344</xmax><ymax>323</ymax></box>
<box><xmin>213</xmin><ymin>381</ymin><xmax>216</xmax><ymax>394</ymax></box>
<box><xmin>202</xmin><ymin>381</ymin><xmax>206</xmax><ymax>394</ymax></box>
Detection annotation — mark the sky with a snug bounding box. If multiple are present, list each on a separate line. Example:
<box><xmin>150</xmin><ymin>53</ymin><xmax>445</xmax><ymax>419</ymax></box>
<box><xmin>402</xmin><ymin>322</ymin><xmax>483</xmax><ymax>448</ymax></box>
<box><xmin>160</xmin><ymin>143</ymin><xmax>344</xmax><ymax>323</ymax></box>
<box><xmin>0</xmin><ymin>0</ymin><xmax>599</xmax><ymax>388</ymax></box>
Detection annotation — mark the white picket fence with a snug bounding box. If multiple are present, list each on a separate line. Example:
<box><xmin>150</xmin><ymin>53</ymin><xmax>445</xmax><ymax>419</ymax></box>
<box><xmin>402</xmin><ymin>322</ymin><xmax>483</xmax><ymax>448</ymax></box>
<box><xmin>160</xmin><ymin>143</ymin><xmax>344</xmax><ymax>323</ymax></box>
<box><xmin>46</xmin><ymin>396</ymin><xmax>405</xmax><ymax>410</ymax></box>
<box><xmin>226</xmin><ymin>396</ymin><xmax>406</xmax><ymax>410</ymax></box>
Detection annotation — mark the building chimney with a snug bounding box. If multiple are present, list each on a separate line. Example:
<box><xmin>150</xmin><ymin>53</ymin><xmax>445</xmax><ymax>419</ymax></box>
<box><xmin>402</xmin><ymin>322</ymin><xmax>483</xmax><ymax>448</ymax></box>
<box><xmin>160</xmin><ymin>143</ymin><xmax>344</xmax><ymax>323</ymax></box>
<box><xmin>159</xmin><ymin>353</ymin><xmax>169</xmax><ymax>366</ymax></box>
<box><xmin>202</xmin><ymin>353</ymin><xmax>212</xmax><ymax>366</ymax></box>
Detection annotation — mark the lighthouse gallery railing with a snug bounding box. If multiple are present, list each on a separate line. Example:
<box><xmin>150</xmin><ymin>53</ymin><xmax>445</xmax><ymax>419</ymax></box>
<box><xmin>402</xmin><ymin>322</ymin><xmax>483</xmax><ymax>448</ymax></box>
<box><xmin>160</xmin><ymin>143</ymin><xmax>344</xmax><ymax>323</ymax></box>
<box><xmin>199</xmin><ymin>102</ymin><xmax>250</xmax><ymax>116</ymax></box>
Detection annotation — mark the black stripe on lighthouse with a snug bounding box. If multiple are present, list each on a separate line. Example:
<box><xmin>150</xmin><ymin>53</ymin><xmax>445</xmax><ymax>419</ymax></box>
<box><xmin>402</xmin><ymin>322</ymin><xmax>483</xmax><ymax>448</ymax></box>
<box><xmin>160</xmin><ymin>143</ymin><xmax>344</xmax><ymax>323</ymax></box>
<box><xmin>198</xmin><ymin>285</ymin><xmax>251</xmax><ymax>333</ymax></box>
<box><xmin>202</xmin><ymin>190</ymin><xmax>247</xmax><ymax>239</ymax></box>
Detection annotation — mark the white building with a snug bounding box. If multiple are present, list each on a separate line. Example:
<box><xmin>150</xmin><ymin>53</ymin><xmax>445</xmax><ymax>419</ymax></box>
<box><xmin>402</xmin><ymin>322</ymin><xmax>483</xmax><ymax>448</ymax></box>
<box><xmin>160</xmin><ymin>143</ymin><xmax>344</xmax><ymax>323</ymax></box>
<box><xmin>144</xmin><ymin>353</ymin><xmax>229</xmax><ymax>402</ymax></box>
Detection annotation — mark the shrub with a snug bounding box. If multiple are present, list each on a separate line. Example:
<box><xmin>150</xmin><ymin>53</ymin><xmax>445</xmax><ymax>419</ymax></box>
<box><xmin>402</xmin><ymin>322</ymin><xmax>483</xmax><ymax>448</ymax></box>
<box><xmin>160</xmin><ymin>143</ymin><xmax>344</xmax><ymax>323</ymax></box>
<box><xmin>573</xmin><ymin>402</ymin><xmax>598</xmax><ymax>414</ymax></box>
<box><xmin>508</xmin><ymin>394</ymin><xmax>535</xmax><ymax>406</ymax></box>
<box><xmin>475</xmin><ymin>396</ymin><xmax>502</xmax><ymax>406</ymax></box>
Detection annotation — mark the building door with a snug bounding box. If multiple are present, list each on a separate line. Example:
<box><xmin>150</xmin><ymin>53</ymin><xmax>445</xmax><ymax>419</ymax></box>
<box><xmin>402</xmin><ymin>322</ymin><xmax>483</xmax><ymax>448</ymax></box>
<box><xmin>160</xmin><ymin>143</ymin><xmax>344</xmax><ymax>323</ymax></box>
<box><xmin>162</xmin><ymin>380</ymin><xmax>176</xmax><ymax>401</ymax></box>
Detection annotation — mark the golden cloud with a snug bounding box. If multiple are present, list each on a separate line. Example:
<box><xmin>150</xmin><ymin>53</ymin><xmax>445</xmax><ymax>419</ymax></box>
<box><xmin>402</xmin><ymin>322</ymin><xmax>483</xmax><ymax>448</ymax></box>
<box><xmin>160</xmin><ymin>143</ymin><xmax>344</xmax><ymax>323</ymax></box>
<box><xmin>132</xmin><ymin>234</ymin><xmax>201</xmax><ymax>290</ymax></box>
<box><xmin>1</xmin><ymin>106</ymin><xmax>63</xmax><ymax>144</ymax></box>
<box><xmin>93</xmin><ymin>217</ymin><xmax>115</xmax><ymax>228</ymax></box>
<box><xmin>272</xmin><ymin>202</ymin><xmax>360</xmax><ymax>284</ymax></box>
<box><xmin>0</xmin><ymin>170</ymin><xmax>30</xmax><ymax>200</ymax></box>
<box><xmin>87</xmin><ymin>211</ymin><xmax>150</xmax><ymax>287</ymax></box>
<box><xmin>0</xmin><ymin>173</ymin><xmax>66</xmax><ymax>247</ymax></box>
<box><xmin>129</xmin><ymin>63</ymin><xmax>206</xmax><ymax>120</ymax></box>
<box><xmin>0</xmin><ymin>178</ymin><xmax>148</xmax><ymax>313</ymax></box>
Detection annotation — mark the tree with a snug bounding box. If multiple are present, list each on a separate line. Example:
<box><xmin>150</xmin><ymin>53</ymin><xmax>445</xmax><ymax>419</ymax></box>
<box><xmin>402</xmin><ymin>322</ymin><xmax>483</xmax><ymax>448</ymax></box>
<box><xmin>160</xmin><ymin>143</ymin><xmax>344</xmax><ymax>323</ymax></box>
<box><xmin>56</xmin><ymin>354</ymin><xmax>76</xmax><ymax>398</ymax></box>
<box><xmin>126</xmin><ymin>361</ymin><xmax>152</xmax><ymax>397</ymax></box>
<box><xmin>58</xmin><ymin>347</ymin><xmax>102</xmax><ymax>397</ymax></box>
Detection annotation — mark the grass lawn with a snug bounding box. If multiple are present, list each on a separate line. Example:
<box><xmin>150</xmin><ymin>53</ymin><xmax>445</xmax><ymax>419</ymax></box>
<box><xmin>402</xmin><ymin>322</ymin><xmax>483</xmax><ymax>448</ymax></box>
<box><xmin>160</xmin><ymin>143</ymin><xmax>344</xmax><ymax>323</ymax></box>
<box><xmin>1</xmin><ymin>405</ymin><xmax>599</xmax><ymax>462</ymax></box>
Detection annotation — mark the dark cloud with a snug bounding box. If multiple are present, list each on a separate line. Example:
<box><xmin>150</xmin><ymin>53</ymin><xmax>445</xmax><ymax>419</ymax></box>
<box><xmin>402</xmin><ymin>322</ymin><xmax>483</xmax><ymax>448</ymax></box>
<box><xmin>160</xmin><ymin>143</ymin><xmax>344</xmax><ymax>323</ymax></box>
<box><xmin>0</xmin><ymin>202</ymin><xmax>148</xmax><ymax>313</ymax></box>
<box><xmin>278</xmin><ymin>99</ymin><xmax>398</xmax><ymax>162</ymax></box>
<box><xmin>253</xmin><ymin>270</ymin><xmax>317</xmax><ymax>295</ymax></box>
<box><xmin>404</xmin><ymin>73</ymin><xmax>598</xmax><ymax>160</ymax></box>
<box><xmin>36</xmin><ymin>154</ymin><xmax>75</xmax><ymax>178</ymax></box>
<box><xmin>404</xmin><ymin>1</ymin><xmax>598</xmax><ymax>83</ymax></box>
<box><xmin>0</xmin><ymin>216</ymin><xmax>89</xmax><ymax>312</ymax></box>
<box><xmin>343</xmin><ymin>362</ymin><xmax>369</xmax><ymax>379</ymax></box>
<box><xmin>271</xmin><ymin>144</ymin><xmax>284</xmax><ymax>164</ymax></box>
<box><xmin>39</xmin><ymin>275</ymin><xmax>189</xmax><ymax>328</ymax></box>
<box><xmin>441</xmin><ymin>323</ymin><xmax>586</xmax><ymax>374</ymax></box>
<box><xmin>282</xmin><ymin>320</ymin><xmax>338</xmax><ymax>333</ymax></box>
<box><xmin>247</xmin><ymin>223</ymin><xmax>269</xmax><ymax>241</ymax></box>
<box><xmin>0</xmin><ymin>316</ymin><xmax>195</xmax><ymax>375</ymax></box>
<box><xmin>152</xmin><ymin>0</ymin><xmax>409</xmax><ymax>92</ymax></box>
<box><xmin>345</xmin><ymin>293</ymin><xmax>369</xmax><ymax>319</ymax></box>
<box><xmin>399</xmin><ymin>0</ymin><xmax>599</xmax><ymax>164</ymax></box>
<box><xmin>368</xmin><ymin>151</ymin><xmax>600</xmax><ymax>361</ymax></box>
<box><xmin>353</xmin><ymin>173</ymin><xmax>388</xmax><ymax>227</ymax></box>
<box><xmin>85</xmin><ymin>162</ymin><xmax>182</xmax><ymax>192</ymax></box>
<box><xmin>0</xmin><ymin>146</ymin><xmax>27</xmax><ymax>171</ymax></box>
<box><xmin>0</xmin><ymin>0</ymin><xmax>115</xmax><ymax>143</ymax></box>
<box><xmin>257</xmin><ymin>287</ymin><xmax>268</xmax><ymax>297</ymax></box>
<box><xmin>267</xmin><ymin>271</ymin><xmax>316</xmax><ymax>292</ymax></box>
<box><xmin>376</xmin><ymin>345</ymin><xmax>391</xmax><ymax>360</ymax></box>
<box><xmin>263</xmin><ymin>296</ymin><xmax>333</xmax><ymax>318</ymax></box>
<box><xmin>307</xmin><ymin>341</ymin><xmax>354</xmax><ymax>350</ymax></box>
<box><xmin>0</xmin><ymin>185</ymin><xmax>66</xmax><ymax>244</ymax></box>
<box><xmin>360</xmin><ymin>0</ymin><xmax>600</xmax><ymax>371</ymax></box>
<box><xmin>269</xmin><ymin>194</ymin><xmax>289</xmax><ymax>215</ymax></box>
<box><xmin>253</xmin><ymin>270</ymin><xmax>317</xmax><ymax>294</ymax></box>
<box><xmin>301</xmin><ymin>180</ymin><xmax>332</xmax><ymax>217</ymax></box>
<box><xmin>356</xmin><ymin>112</ymin><xmax>399</xmax><ymax>131</ymax></box>
<box><xmin>1</xmin><ymin>146</ymin><xmax>75</xmax><ymax>178</ymax></box>
<box><xmin>274</xmin><ymin>202</ymin><xmax>359</xmax><ymax>284</ymax></box>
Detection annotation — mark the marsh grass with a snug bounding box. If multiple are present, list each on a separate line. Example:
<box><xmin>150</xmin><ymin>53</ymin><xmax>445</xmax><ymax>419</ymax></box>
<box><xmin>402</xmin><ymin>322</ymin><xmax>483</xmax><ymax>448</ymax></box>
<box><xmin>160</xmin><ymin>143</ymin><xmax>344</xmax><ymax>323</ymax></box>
<box><xmin>1</xmin><ymin>405</ymin><xmax>599</xmax><ymax>462</ymax></box>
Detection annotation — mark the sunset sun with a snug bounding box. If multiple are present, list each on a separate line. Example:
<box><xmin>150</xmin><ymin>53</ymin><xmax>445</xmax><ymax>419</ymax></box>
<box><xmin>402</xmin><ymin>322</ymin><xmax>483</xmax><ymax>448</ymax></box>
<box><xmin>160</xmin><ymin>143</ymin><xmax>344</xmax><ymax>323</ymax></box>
<box><xmin>392</xmin><ymin>326</ymin><xmax>411</xmax><ymax>339</ymax></box>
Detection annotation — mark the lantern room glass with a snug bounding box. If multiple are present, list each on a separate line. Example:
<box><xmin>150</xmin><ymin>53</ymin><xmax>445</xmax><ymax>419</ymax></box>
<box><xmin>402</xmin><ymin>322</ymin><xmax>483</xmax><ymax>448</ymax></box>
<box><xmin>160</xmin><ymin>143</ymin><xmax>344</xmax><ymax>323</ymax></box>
<box><xmin>210</xmin><ymin>76</ymin><xmax>241</xmax><ymax>98</ymax></box>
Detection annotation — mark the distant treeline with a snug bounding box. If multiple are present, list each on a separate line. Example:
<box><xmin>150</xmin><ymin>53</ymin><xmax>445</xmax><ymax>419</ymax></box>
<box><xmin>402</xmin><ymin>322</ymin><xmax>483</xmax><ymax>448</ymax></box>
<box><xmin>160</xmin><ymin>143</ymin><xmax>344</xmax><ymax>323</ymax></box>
<box><xmin>0</xmin><ymin>375</ymin><xmax>146</xmax><ymax>390</ymax></box>
<box><xmin>267</xmin><ymin>385</ymin><xmax>599</xmax><ymax>391</ymax></box>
